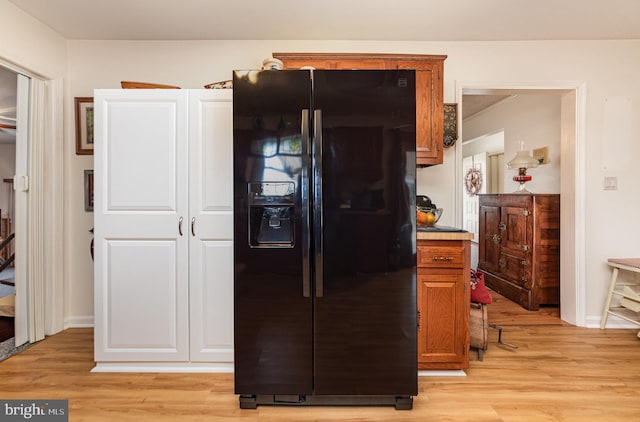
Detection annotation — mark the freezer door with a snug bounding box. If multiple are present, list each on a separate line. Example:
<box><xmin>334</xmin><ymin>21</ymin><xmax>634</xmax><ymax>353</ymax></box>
<box><xmin>232</xmin><ymin>70</ymin><xmax>313</xmax><ymax>395</ymax></box>
<box><xmin>312</xmin><ymin>70</ymin><xmax>418</xmax><ymax>396</ymax></box>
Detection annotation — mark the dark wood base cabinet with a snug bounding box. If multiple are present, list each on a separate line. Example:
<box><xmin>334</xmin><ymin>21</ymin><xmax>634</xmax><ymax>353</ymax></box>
<box><xmin>478</xmin><ymin>194</ymin><xmax>560</xmax><ymax>311</ymax></box>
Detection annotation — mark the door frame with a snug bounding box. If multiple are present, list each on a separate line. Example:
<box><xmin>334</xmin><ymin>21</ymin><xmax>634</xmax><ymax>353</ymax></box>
<box><xmin>454</xmin><ymin>81</ymin><xmax>587</xmax><ymax>327</ymax></box>
<box><xmin>0</xmin><ymin>59</ymin><xmax>64</xmax><ymax>342</ymax></box>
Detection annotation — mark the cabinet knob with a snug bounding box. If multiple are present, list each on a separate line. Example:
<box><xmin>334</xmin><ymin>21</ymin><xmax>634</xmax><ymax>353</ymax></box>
<box><xmin>492</xmin><ymin>234</ymin><xmax>501</xmax><ymax>244</ymax></box>
<box><xmin>499</xmin><ymin>259</ymin><xmax>506</xmax><ymax>268</ymax></box>
<box><xmin>498</xmin><ymin>222</ymin><xmax>507</xmax><ymax>231</ymax></box>
<box><xmin>431</xmin><ymin>256</ymin><xmax>454</xmax><ymax>262</ymax></box>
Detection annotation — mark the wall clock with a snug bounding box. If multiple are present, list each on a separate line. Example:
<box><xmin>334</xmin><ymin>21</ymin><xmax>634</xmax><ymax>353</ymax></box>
<box><xmin>464</xmin><ymin>167</ymin><xmax>483</xmax><ymax>196</ymax></box>
<box><xmin>444</xmin><ymin>103</ymin><xmax>458</xmax><ymax>148</ymax></box>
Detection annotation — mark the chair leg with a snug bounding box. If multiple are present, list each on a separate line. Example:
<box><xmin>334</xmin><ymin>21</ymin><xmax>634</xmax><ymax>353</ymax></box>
<box><xmin>488</xmin><ymin>324</ymin><xmax>518</xmax><ymax>349</ymax></box>
<box><xmin>600</xmin><ymin>267</ymin><xmax>619</xmax><ymax>329</ymax></box>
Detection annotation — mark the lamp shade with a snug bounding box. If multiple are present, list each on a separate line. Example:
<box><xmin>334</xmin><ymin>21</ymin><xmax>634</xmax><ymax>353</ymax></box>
<box><xmin>506</xmin><ymin>150</ymin><xmax>539</xmax><ymax>169</ymax></box>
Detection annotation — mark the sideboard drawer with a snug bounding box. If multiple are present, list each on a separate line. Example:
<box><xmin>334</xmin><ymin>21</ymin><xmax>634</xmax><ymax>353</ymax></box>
<box><xmin>417</xmin><ymin>245</ymin><xmax>465</xmax><ymax>268</ymax></box>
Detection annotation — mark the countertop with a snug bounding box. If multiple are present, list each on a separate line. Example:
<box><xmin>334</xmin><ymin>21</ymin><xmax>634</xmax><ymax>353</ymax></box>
<box><xmin>417</xmin><ymin>226</ymin><xmax>474</xmax><ymax>241</ymax></box>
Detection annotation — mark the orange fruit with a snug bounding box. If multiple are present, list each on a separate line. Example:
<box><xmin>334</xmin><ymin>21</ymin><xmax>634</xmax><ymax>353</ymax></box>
<box><xmin>417</xmin><ymin>211</ymin><xmax>436</xmax><ymax>225</ymax></box>
<box><xmin>417</xmin><ymin>211</ymin><xmax>429</xmax><ymax>225</ymax></box>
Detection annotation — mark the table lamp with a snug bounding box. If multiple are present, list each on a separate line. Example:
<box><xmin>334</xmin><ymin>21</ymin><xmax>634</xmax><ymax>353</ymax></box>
<box><xmin>506</xmin><ymin>145</ymin><xmax>539</xmax><ymax>193</ymax></box>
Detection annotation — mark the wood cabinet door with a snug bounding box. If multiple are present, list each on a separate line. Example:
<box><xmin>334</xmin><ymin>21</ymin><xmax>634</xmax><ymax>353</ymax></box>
<box><xmin>417</xmin><ymin>270</ymin><xmax>467</xmax><ymax>368</ymax></box>
<box><xmin>500</xmin><ymin>205</ymin><xmax>531</xmax><ymax>254</ymax></box>
<box><xmin>188</xmin><ymin>90</ymin><xmax>234</xmax><ymax>363</ymax></box>
<box><xmin>94</xmin><ymin>90</ymin><xmax>190</xmax><ymax>362</ymax></box>
<box><xmin>478</xmin><ymin>204</ymin><xmax>501</xmax><ymax>274</ymax></box>
<box><xmin>396</xmin><ymin>61</ymin><xmax>443</xmax><ymax>166</ymax></box>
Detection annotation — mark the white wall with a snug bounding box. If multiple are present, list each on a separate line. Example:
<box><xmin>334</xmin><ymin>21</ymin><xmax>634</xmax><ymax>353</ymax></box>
<box><xmin>60</xmin><ymin>39</ymin><xmax>640</xmax><ymax>327</ymax></box>
<box><xmin>460</xmin><ymin>94</ymin><xmax>562</xmax><ymax>194</ymax></box>
<box><xmin>0</xmin><ymin>1</ymin><xmax>67</xmax><ymax>79</ymax></box>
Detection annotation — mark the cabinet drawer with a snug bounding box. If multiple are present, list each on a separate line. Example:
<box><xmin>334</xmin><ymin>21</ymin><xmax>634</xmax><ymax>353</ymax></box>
<box><xmin>418</xmin><ymin>245</ymin><xmax>465</xmax><ymax>268</ymax></box>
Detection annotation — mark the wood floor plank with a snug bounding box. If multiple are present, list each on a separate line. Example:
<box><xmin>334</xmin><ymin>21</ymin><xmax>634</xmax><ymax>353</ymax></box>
<box><xmin>0</xmin><ymin>326</ymin><xmax>639</xmax><ymax>421</ymax></box>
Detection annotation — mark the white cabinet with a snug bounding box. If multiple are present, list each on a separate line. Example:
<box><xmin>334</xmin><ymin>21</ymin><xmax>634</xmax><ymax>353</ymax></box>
<box><xmin>93</xmin><ymin>89</ymin><xmax>233</xmax><ymax>371</ymax></box>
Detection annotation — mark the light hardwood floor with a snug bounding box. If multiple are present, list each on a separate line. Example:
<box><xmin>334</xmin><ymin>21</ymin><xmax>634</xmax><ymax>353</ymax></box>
<box><xmin>1</xmin><ymin>324</ymin><xmax>639</xmax><ymax>421</ymax></box>
<box><xmin>487</xmin><ymin>290</ymin><xmax>562</xmax><ymax>326</ymax></box>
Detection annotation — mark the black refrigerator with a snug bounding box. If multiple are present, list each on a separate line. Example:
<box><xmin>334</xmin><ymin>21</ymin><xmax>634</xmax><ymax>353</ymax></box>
<box><xmin>233</xmin><ymin>69</ymin><xmax>417</xmax><ymax>410</ymax></box>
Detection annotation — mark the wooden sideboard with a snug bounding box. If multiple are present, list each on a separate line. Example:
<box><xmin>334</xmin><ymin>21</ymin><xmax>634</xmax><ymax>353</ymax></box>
<box><xmin>478</xmin><ymin>194</ymin><xmax>560</xmax><ymax>310</ymax></box>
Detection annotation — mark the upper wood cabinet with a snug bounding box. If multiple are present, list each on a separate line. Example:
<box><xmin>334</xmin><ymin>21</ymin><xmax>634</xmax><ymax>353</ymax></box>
<box><xmin>273</xmin><ymin>53</ymin><xmax>447</xmax><ymax>166</ymax></box>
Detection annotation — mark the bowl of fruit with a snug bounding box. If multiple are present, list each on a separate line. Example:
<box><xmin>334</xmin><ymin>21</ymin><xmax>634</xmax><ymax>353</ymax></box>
<box><xmin>417</xmin><ymin>207</ymin><xmax>443</xmax><ymax>227</ymax></box>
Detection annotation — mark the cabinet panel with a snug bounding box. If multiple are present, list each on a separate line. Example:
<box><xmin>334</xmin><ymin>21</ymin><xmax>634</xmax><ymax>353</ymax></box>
<box><xmin>103</xmin><ymin>240</ymin><xmax>188</xmax><ymax>360</ymax></box>
<box><xmin>189</xmin><ymin>90</ymin><xmax>234</xmax><ymax>362</ymax></box>
<box><xmin>497</xmin><ymin>252</ymin><xmax>528</xmax><ymax>288</ymax></box>
<box><xmin>95</xmin><ymin>90</ymin><xmax>190</xmax><ymax>362</ymax></box>
<box><xmin>417</xmin><ymin>271</ymin><xmax>467</xmax><ymax>369</ymax></box>
<box><xmin>333</xmin><ymin>59</ymin><xmax>391</xmax><ymax>69</ymax></box>
<box><xmin>500</xmin><ymin>205</ymin><xmax>531</xmax><ymax>254</ymax></box>
<box><xmin>478</xmin><ymin>204</ymin><xmax>500</xmax><ymax>273</ymax></box>
<box><xmin>105</xmin><ymin>99</ymin><xmax>184</xmax><ymax>211</ymax></box>
<box><xmin>190</xmin><ymin>241</ymin><xmax>234</xmax><ymax>362</ymax></box>
<box><xmin>192</xmin><ymin>91</ymin><xmax>234</xmax><ymax>214</ymax></box>
<box><xmin>396</xmin><ymin>62</ymin><xmax>443</xmax><ymax>165</ymax></box>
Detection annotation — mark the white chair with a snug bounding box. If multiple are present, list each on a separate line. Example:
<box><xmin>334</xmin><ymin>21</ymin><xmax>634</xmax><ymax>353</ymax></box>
<box><xmin>600</xmin><ymin>258</ymin><xmax>640</xmax><ymax>337</ymax></box>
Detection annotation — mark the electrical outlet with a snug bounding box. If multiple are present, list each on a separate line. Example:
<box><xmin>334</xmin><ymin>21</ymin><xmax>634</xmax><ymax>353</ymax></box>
<box><xmin>604</xmin><ymin>176</ymin><xmax>618</xmax><ymax>190</ymax></box>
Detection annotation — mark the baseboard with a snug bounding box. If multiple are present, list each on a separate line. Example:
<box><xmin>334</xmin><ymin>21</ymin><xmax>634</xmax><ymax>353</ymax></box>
<box><xmin>418</xmin><ymin>370</ymin><xmax>466</xmax><ymax>377</ymax></box>
<box><xmin>64</xmin><ymin>316</ymin><xmax>94</xmax><ymax>329</ymax></box>
<box><xmin>91</xmin><ymin>362</ymin><xmax>234</xmax><ymax>373</ymax></box>
<box><xmin>92</xmin><ymin>363</ymin><xmax>462</xmax><ymax>377</ymax></box>
<box><xmin>587</xmin><ymin>314</ymin><xmax>639</xmax><ymax>329</ymax></box>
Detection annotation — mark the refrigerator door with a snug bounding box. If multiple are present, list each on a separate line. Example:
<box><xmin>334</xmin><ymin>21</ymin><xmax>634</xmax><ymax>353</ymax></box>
<box><xmin>233</xmin><ymin>70</ymin><xmax>313</xmax><ymax>395</ymax></box>
<box><xmin>312</xmin><ymin>70</ymin><xmax>418</xmax><ymax>396</ymax></box>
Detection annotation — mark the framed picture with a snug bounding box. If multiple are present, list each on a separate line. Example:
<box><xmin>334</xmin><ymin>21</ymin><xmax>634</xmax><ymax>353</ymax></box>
<box><xmin>84</xmin><ymin>170</ymin><xmax>94</xmax><ymax>212</ymax></box>
<box><xmin>443</xmin><ymin>103</ymin><xmax>458</xmax><ymax>148</ymax></box>
<box><xmin>75</xmin><ymin>97</ymin><xmax>94</xmax><ymax>155</ymax></box>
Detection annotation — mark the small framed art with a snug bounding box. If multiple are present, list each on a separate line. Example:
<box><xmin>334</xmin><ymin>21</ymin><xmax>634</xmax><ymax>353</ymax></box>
<box><xmin>75</xmin><ymin>97</ymin><xmax>94</xmax><ymax>155</ymax></box>
<box><xmin>84</xmin><ymin>169</ymin><xmax>94</xmax><ymax>212</ymax></box>
<box><xmin>444</xmin><ymin>103</ymin><xmax>458</xmax><ymax>148</ymax></box>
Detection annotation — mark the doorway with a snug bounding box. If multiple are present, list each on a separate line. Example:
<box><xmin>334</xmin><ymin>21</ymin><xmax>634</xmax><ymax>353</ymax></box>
<box><xmin>0</xmin><ymin>65</ymin><xmax>20</xmax><ymax>346</ymax></box>
<box><xmin>0</xmin><ymin>58</ymin><xmax>66</xmax><ymax>346</ymax></box>
<box><xmin>456</xmin><ymin>83</ymin><xmax>586</xmax><ymax>327</ymax></box>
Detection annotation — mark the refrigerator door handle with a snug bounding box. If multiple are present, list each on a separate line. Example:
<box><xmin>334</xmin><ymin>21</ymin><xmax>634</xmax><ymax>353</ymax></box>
<box><xmin>313</xmin><ymin>109</ymin><xmax>323</xmax><ymax>298</ymax></box>
<box><xmin>301</xmin><ymin>109</ymin><xmax>311</xmax><ymax>298</ymax></box>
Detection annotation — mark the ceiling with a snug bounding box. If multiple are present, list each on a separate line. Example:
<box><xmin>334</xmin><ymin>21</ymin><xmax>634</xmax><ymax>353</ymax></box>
<box><xmin>2</xmin><ymin>1</ymin><xmax>639</xmax><ymax>143</ymax></box>
<box><xmin>461</xmin><ymin>95</ymin><xmax>511</xmax><ymax>120</ymax></box>
<box><xmin>8</xmin><ymin>0</ymin><xmax>640</xmax><ymax>42</ymax></box>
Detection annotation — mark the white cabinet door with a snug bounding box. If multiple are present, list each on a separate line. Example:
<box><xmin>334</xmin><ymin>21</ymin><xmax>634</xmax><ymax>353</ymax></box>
<box><xmin>188</xmin><ymin>90</ymin><xmax>234</xmax><ymax>362</ymax></box>
<box><xmin>94</xmin><ymin>90</ymin><xmax>190</xmax><ymax>362</ymax></box>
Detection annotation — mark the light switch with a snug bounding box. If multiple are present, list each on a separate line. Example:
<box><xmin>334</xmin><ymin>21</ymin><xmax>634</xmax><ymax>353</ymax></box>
<box><xmin>604</xmin><ymin>176</ymin><xmax>617</xmax><ymax>190</ymax></box>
